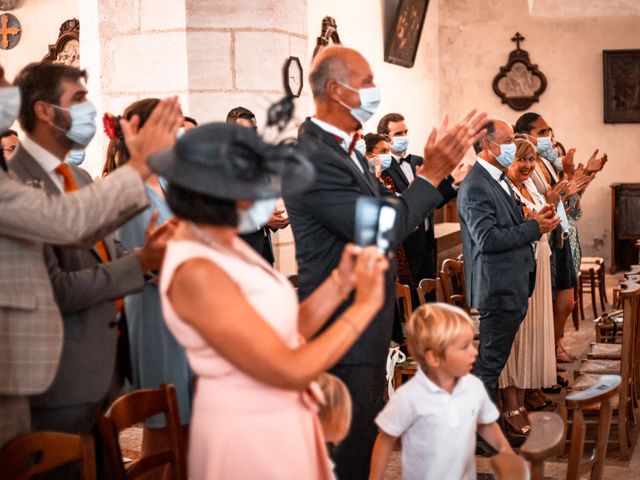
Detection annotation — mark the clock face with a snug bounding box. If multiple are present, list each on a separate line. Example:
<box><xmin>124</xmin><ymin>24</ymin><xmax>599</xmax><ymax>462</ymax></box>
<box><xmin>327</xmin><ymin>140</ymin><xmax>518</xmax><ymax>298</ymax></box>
<box><xmin>285</xmin><ymin>57</ymin><xmax>303</xmax><ymax>97</ymax></box>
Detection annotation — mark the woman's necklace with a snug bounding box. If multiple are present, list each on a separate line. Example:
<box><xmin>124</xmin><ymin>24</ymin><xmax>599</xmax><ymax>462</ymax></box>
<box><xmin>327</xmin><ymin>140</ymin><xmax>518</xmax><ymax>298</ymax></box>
<box><xmin>186</xmin><ymin>222</ymin><xmax>276</xmax><ymax>277</ymax></box>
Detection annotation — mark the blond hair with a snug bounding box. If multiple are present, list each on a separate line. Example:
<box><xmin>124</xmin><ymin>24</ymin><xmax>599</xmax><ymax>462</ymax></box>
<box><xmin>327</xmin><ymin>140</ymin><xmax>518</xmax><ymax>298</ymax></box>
<box><xmin>316</xmin><ymin>373</ymin><xmax>352</xmax><ymax>443</ymax></box>
<box><xmin>514</xmin><ymin>137</ymin><xmax>535</xmax><ymax>160</ymax></box>
<box><xmin>406</xmin><ymin>303</ymin><xmax>475</xmax><ymax>371</ymax></box>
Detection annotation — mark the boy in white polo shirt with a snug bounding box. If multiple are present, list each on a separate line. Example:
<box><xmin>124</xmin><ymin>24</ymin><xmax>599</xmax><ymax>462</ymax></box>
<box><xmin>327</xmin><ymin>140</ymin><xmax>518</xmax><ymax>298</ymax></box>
<box><xmin>370</xmin><ymin>304</ymin><xmax>512</xmax><ymax>480</ymax></box>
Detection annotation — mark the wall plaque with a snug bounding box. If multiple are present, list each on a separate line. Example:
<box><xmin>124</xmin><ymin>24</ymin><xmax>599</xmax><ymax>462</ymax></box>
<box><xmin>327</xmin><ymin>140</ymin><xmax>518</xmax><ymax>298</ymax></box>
<box><xmin>603</xmin><ymin>49</ymin><xmax>640</xmax><ymax>123</ymax></box>
<box><xmin>493</xmin><ymin>33</ymin><xmax>547</xmax><ymax>111</ymax></box>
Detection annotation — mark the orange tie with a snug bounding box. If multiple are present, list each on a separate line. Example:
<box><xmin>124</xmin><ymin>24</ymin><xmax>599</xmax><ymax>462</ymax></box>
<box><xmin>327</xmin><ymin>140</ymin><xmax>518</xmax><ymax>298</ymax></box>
<box><xmin>55</xmin><ymin>163</ymin><xmax>124</xmax><ymax>312</ymax></box>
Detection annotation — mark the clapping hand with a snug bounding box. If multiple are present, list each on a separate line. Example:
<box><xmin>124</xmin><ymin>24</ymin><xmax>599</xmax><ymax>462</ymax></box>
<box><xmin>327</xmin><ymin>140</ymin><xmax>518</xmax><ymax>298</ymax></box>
<box><xmin>564</xmin><ymin>164</ymin><xmax>594</xmax><ymax>197</ymax></box>
<box><xmin>452</xmin><ymin>162</ymin><xmax>472</xmax><ymax>186</ymax></box>
<box><xmin>267</xmin><ymin>209</ymin><xmax>289</xmax><ymax>230</ymax></box>
<box><xmin>585</xmin><ymin>149</ymin><xmax>608</xmax><ymax>174</ymax></box>
<box><xmin>562</xmin><ymin>147</ymin><xmax>576</xmax><ymax>175</ymax></box>
<box><xmin>531</xmin><ymin>204</ymin><xmax>560</xmax><ymax>234</ymax></box>
<box><xmin>136</xmin><ymin>211</ymin><xmax>178</xmax><ymax>272</ymax></box>
<box><xmin>122</xmin><ymin>96</ymin><xmax>183</xmax><ymax>178</ymax></box>
<box><xmin>416</xmin><ymin>110</ymin><xmax>488</xmax><ymax>186</ymax></box>
<box><xmin>353</xmin><ymin>246</ymin><xmax>389</xmax><ymax>316</ymax></box>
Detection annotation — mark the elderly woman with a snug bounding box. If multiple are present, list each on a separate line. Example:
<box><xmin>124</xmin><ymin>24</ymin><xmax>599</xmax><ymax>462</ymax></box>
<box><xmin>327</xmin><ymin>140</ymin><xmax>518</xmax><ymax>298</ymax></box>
<box><xmin>150</xmin><ymin>123</ymin><xmax>388</xmax><ymax>480</ymax></box>
<box><xmin>498</xmin><ymin>138</ymin><xmax>556</xmax><ymax>435</ymax></box>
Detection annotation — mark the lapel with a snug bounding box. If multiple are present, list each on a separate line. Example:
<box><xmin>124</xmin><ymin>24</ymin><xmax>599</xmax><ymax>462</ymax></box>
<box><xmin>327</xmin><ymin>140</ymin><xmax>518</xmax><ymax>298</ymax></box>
<box><xmin>9</xmin><ymin>146</ymin><xmax>61</xmax><ymax>195</ymax></box>
<box><xmin>474</xmin><ymin>162</ymin><xmax>523</xmax><ymax>224</ymax></box>
<box><xmin>386</xmin><ymin>161</ymin><xmax>409</xmax><ymax>192</ymax></box>
<box><xmin>302</xmin><ymin>119</ymin><xmax>378</xmax><ymax>196</ymax></box>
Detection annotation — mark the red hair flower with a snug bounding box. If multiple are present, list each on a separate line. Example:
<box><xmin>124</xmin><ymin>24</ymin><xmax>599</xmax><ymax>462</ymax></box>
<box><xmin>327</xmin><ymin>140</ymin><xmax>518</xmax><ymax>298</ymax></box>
<box><xmin>103</xmin><ymin>113</ymin><xmax>118</xmax><ymax>140</ymax></box>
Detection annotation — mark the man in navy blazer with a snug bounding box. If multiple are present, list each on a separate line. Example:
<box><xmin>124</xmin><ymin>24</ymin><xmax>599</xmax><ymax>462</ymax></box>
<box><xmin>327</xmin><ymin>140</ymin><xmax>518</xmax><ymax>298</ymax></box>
<box><xmin>284</xmin><ymin>45</ymin><xmax>486</xmax><ymax>479</ymax></box>
<box><xmin>457</xmin><ymin>119</ymin><xmax>559</xmax><ymax>404</ymax></box>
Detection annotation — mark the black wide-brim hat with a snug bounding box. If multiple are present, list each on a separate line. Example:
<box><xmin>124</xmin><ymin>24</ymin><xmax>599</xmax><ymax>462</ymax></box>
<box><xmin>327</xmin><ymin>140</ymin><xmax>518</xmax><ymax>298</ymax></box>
<box><xmin>147</xmin><ymin>122</ymin><xmax>314</xmax><ymax>200</ymax></box>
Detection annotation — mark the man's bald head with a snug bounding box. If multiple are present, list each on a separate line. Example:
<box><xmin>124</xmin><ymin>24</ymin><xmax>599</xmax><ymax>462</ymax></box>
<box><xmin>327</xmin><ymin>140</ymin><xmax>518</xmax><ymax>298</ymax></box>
<box><xmin>309</xmin><ymin>46</ymin><xmax>372</xmax><ymax>100</ymax></box>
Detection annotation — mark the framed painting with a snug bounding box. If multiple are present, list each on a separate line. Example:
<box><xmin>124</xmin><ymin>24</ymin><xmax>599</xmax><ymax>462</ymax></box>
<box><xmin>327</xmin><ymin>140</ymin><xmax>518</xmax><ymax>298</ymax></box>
<box><xmin>385</xmin><ymin>0</ymin><xmax>429</xmax><ymax>68</ymax></box>
<box><xmin>603</xmin><ymin>49</ymin><xmax>640</xmax><ymax>123</ymax></box>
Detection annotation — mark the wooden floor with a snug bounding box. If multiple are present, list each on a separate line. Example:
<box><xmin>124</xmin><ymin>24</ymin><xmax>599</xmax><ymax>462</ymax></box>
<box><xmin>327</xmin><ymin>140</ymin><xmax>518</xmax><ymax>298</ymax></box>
<box><xmin>119</xmin><ymin>273</ymin><xmax>640</xmax><ymax>479</ymax></box>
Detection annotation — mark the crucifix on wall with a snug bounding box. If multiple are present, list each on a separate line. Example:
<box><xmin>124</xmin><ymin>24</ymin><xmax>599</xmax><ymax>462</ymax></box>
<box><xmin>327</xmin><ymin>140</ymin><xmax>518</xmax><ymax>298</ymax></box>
<box><xmin>0</xmin><ymin>13</ymin><xmax>21</xmax><ymax>50</ymax></box>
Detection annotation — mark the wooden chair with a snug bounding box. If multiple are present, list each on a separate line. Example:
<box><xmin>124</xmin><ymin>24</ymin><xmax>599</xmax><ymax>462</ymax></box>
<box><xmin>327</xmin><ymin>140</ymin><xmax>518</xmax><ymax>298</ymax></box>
<box><xmin>97</xmin><ymin>384</ymin><xmax>187</xmax><ymax>480</ymax></box>
<box><xmin>563</xmin><ymin>375</ymin><xmax>621</xmax><ymax>480</ymax></box>
<box><xmin>489</xmin><ymin>452</ymin><xmax>528</xmax><ymax>480</ymax></box>
<box><xmin>572</xmin><ymin>271</ymin><xmax>583</xmax><ymax>329</ymax></box>
<box><xmin>395</xmin><ymin>282</ymin><xmax>413</xmax><ymax>323</ymax></box>
<box><xmin>519</xmin><ymin>412</ymin><xmax>565</xmax><ymax>480</ymax></box>
<box><xmin>572</xmin><ymin>280</ymin><xmax>640</xmax><ymax>459</ymax></box>
<box><xmin>0</xmin><ymin>431</ymin><xmax>96</xmax><ymax>480</ymax></box>
<box><xmin>580</xmin><ymin>257</ymin><xmax>607</xmax><ymax>319</ymax></box>
<box><xmin>393</xmin><ymin>358</ymin><xmax>418</xmax><ymax>389</ymax></box>
<box><xmin>439</xmin><ymin>258</ymin><xmax>469</xmax><ymax>313</ymax></box>
<box><xmin>416</xmin><ymin>277</ymin><xmax>440</xmax><ymax>305</ymax></box>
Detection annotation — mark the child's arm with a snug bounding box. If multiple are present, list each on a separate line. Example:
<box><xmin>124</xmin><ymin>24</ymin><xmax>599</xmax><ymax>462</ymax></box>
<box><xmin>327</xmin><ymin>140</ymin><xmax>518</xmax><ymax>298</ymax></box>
<box><xmin>369</xmin><ymin>430</ymin><xmax>398</xmax><ymax>480</ymax></box>
<box><xmin>478</xmin><ymin>422</ymin><xmax>513</xmax><ymax>454</ymax></box>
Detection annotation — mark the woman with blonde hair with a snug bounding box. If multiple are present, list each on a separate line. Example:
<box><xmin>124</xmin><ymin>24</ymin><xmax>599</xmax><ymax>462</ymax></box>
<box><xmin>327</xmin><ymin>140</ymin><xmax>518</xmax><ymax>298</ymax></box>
<box><xmin>498</xmin><ymin>138</ymin><xmax>556</xmax><ymax>435</ymax></box>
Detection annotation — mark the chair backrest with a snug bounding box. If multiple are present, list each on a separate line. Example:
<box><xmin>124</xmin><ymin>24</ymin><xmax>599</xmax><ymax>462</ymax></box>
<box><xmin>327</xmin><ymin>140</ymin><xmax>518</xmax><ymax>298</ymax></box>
<box><xmin>519</xmin><ymin>412</ymin><xmax>565</xmax><ymax>480</ymax></box>
<box><xmin>416</xmin><ymin>278</ymin><xmax>440</xmax><ymax>305</ymax></box>
<box><xmin>0</xmin><ymin>431</ymin><xmax>96</xmax><ymax>480</ymax></box>
<box><xmin>565</xmin><ymin>374</ymin><xmax>621</xmax><ymax>480</ymax></box>
<box><xmin>97</xmin><ymin>384</ymin><xmax>187</xmax><ymax>480</ymax></box>
<box><xmin>395</xmin><ymin>282</ymin><xmax>413</xmax><ymax>322</ymax></box>
<box><xmin>439</xmin><ymin>258</ymin><xmax>469</xmax><ymax>312</ymax></box>
<box><xmin>489</xmin><ymin>452</ymin><xmax>528</xmax><ymax>480</ymax></box>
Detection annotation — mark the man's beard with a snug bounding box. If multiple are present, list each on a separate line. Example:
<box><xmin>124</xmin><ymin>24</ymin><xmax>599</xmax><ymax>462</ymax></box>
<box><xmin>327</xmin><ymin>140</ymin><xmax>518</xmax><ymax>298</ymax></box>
<box><xmin>52</xmin><ymin>108</ymin><xmax>82</xmax><ymax>151</ymax></box>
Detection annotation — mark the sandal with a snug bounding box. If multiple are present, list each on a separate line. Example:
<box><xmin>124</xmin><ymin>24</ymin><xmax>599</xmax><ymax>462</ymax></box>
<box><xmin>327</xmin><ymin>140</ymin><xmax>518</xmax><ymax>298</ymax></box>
<box><xmin>502</xmin><ymin>408</ymin><xmax>531</xmax><ymax>435</ymax></box>
<box><xmin>525</xmin><ymin>389</ymin><xmax>551</xmax><ymax>411</ymax></box>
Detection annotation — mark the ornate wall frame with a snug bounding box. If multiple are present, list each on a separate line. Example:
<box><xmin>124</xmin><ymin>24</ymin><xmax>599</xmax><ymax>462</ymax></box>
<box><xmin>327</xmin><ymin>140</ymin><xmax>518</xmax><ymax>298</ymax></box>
<box><xmin>493</xmin><ymin>33</ymin><xmax>547</xmax><ymax>111</ymax></box>
<box><xmin>42</xmin><ymin>18</ymin><xmax>79</xmax><ymax>67</ymax></box>
<box><xmin>603</xmin><ymin>49</ymin><xmax>640</xmax><ymax>123</ymax></box>
<box><xmin>312</xmin><ymin>16</ymin><xmax>341</xmax><ymax>60</ymax></box>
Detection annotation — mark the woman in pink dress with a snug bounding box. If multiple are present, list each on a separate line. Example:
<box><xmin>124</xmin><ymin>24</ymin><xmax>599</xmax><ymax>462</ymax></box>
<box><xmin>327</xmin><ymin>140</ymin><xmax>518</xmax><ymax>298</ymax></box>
<box><xmin>150</xmin><ymin>123</ymin><xmax>388</xmax><ymax>480</ymax></box>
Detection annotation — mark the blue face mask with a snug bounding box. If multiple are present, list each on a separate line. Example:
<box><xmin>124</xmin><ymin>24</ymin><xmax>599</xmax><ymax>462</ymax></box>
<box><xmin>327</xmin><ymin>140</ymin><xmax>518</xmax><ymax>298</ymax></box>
<box><xmin>488</xmin><ymin>139</ymin><xmax>516</xmax><ymax>168</ymax></box>
<box><xmin>378</xmin><ymin>153</ymin><xmax>393</xmax><ymax>170</ymax></box>
<box><xmin>354</xmin><ymin>138</ymin><xmax>366</xmax><ymax>156</ymax></box>
<box><xmin>0</xmin><ymin>87</ymin><xmax>20</xmax><ymax>132</ymax></box>
<box><xmin>66</xmin><ymin>149</ymin><xmax>86</xmax><ymax>165</ymax></box>
<box><xmin>238</xmin><ymin>197</ymin><xmax>277</xmax><ymax>234</ymax></box>
<box><xmin>50</xmin><ymin>100</ymin><xmax>97</xmax><ymax>147</ymax></box>
<box><xmin>391</xmin><ymin>136</ymin><xmax>409</xmax><ymax>153</ymax></box>
<box><xmin>337</xmin><ymin>82</ymin><xmax>381</xmax><ymax>124</ymax></box>
<box><xmin>536</xmin><ymin>136</ymin><xmax>558</xmax><ymax>162</ymax></box>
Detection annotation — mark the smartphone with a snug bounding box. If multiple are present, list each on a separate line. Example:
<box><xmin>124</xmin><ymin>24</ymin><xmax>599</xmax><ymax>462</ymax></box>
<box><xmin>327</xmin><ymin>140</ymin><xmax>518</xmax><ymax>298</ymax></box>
<box><xmin>354</xmin><ymin>197</ymin><xmax>398</xmax><ymax>255</ymax></box>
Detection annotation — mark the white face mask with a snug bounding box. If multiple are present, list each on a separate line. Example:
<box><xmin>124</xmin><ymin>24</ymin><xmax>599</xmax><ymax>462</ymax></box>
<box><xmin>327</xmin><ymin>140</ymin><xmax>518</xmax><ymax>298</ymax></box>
<box><xmin>337</xmin><ymin>82</ymin><xmax>381</xmax><ymax>124</ymax></box>
<box><xmin>0</xmin><ymin>87</ymin><xmax>20</xmax><ymax>132</ymax></box>
<box><xmin>354</xmin><ymin>138</ymin><xmax>366</xmax><ymax>155</ymax></box>
<box><xmin>50</xmin><ymin>100</ymin><xmax>97</xmax><ymax>147</ymax></box>
<box><xmin>237</xmin><ymin>198</ymin><xmax>277</xmax><ymax>234</ymax></box>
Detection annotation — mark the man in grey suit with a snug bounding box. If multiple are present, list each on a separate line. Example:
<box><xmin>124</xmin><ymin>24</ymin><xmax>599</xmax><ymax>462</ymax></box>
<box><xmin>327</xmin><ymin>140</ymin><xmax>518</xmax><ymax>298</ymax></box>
<box><xmin>0</xmin><ymin>63</ymin><xmax>182</xmax><ymax>448</ymax></box>
<box><xmin>9</xmin><ymin>62</ymin><xmax>174</xmax><ymax>448</ymax></box>
<box><xmin>457</xmin><ymin>119</ymin><xmax>559</xmax><ymax>404</ymax></box>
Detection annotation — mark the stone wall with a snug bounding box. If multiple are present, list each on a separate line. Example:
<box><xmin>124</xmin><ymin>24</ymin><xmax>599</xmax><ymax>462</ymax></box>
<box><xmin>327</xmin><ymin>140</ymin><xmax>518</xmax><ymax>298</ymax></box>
<box><xmin>437</xmin><ymin>0</ymin><xmax>640</xmax><ymax>262</ymax></box>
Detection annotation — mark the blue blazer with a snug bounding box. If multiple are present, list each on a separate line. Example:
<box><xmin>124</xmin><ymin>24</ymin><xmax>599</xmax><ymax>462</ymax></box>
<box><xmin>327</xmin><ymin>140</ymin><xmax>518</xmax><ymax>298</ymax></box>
<box><xmin>457</xmin><ymin>161</ymin><xmax>540</xmax><ymax>311</ymax></box>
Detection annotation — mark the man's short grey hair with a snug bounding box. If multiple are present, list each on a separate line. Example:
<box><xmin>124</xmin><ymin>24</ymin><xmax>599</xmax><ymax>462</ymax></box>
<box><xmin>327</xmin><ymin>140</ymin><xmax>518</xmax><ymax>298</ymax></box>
<box><xmin>472</xmin><ymin>120</ymin><xmax>496</xmax><ymax>154</ymax></box>
<box><xmin>309</xmin><ymin>54</ymin><xmax>350</xmax><ymax>100</ymax></box>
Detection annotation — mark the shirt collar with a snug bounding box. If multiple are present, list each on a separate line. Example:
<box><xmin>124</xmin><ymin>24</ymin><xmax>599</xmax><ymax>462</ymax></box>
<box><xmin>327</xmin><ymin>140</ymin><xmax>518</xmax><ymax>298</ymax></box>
<box><xmin>21</xmin><ymin>136</ymin><xmax>64</xmax><ymax>175</ymax></box>
<box><xmin>416</xmin><ymin>367</ymin><xmax>469</xmax><ymax>396</ymax></box>
<box><xmin>476</xmin><ymin>156</ymin><xmax>504</xmax><ymax>183</ymax></box>
<box><xmin>310</xmin><ymin>117</ymin><xmax>353</xmax><ymax>152</ymax></box>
